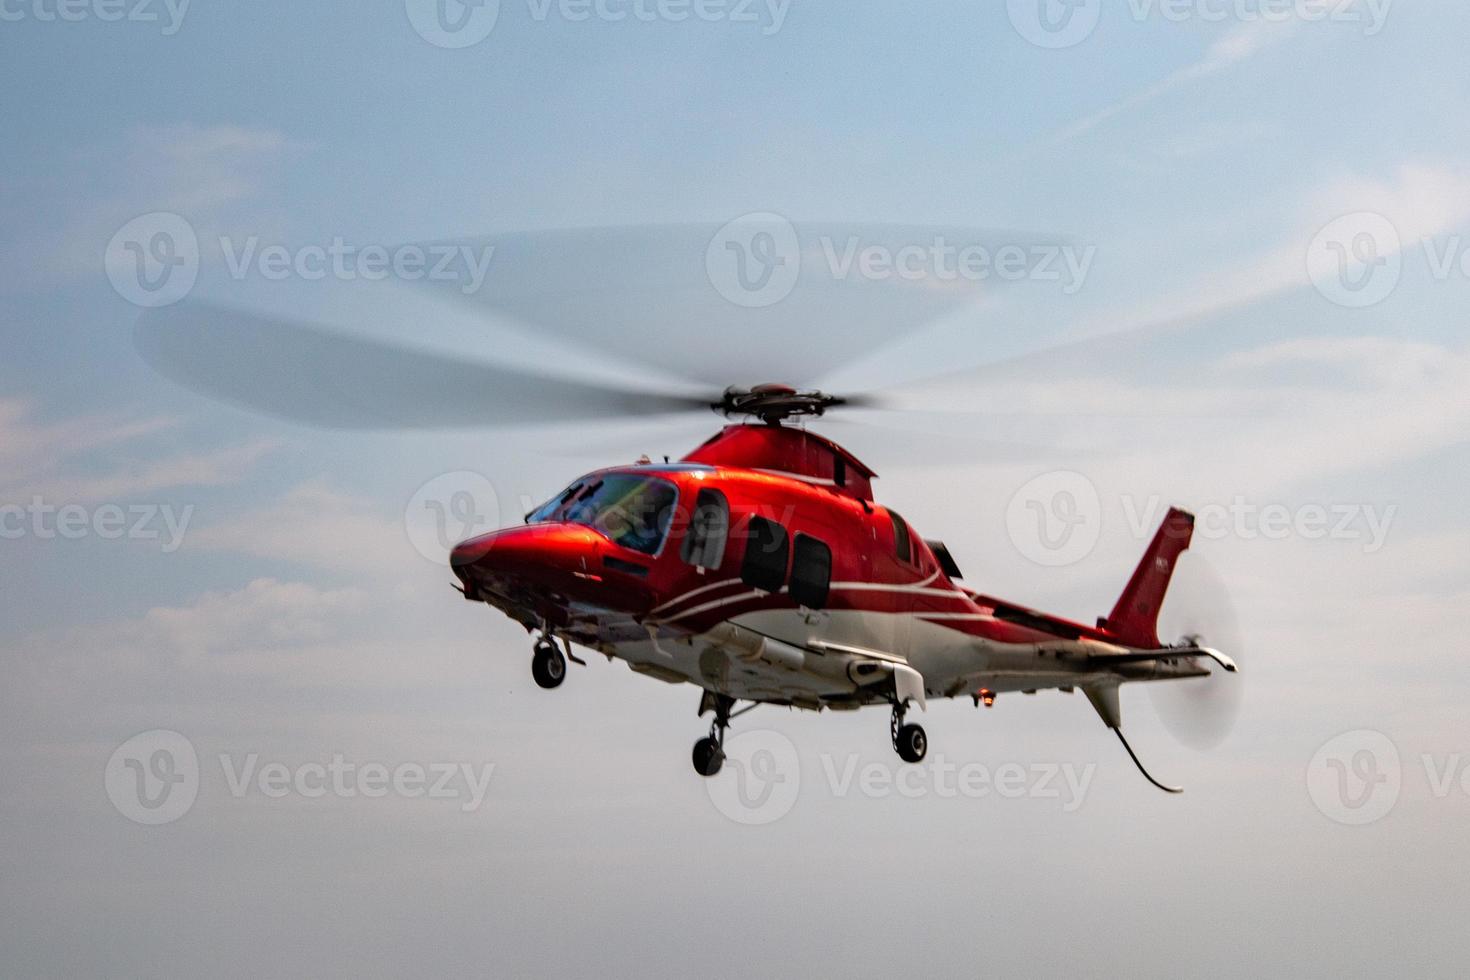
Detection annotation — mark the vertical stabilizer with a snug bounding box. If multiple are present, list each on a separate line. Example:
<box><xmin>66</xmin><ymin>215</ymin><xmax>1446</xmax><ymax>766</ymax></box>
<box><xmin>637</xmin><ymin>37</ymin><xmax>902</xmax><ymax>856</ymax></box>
<box><xmin>1101</xmin><ymin>508</ymin><xmax>1195</xmax><ymax>649</ymax></box>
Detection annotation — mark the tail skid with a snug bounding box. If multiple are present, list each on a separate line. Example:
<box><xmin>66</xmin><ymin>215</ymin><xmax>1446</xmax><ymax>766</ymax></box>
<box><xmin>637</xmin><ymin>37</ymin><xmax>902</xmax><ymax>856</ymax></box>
<box><xmin>1111</xmin><ymin>727</ymin><xmax>1184</xmax><ymax>794</ymax></box>
<box><xmin>1085</xmin><ymin>684</ymin><xmax>1186</xmax><ymax>794</ymax></box>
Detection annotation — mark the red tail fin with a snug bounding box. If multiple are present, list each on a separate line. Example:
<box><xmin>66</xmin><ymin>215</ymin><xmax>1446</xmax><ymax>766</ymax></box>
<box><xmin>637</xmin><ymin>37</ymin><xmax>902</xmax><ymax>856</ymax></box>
<box><xmin>1101</xmin><ymin>508</ymin><xmax>1195</xmax><ymax>648</ymax></box>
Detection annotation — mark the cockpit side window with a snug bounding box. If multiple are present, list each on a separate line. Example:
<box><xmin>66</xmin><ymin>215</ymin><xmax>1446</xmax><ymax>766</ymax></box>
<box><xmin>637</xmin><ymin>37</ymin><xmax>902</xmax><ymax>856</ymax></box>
<box><xmin>740</xmin><ymin>515</ymin><xmax>789</xmax><ymax>593</ymax></box>
<box><xmin>680</xmin><ymin>488</ymin><xmax>729</xmax><ymax>571</ymax></box>
<box><xmin>789</xmin><ymin>534</ymin><xmax>832</xmax><ymax>609</ymax></box>
<box><xmin>889</xmin><ymin>509</ymin><xmax>912</xmax><ymax>564</ymax></box>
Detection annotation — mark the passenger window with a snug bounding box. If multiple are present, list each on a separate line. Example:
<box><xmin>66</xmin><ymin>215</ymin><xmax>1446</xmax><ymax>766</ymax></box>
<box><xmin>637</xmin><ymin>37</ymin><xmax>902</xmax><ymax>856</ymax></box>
<box><xmin>680</xmin><ymin>488</ymin><xmax>729</xmax><ymax>571</ymax></box>
<box><xmin>740</xmin><ymin>515</ymin><xmax>788</xmax><ymax>593</ymax></box>
<box><xmin>790</xmin><ymin>534</ymin><xmax>832</xmax><ymax>609</ymax></box>
<box><xmin>889</xmin><ymin>510</ymin><xmax>912</xmax><ymax>563</ymax></box>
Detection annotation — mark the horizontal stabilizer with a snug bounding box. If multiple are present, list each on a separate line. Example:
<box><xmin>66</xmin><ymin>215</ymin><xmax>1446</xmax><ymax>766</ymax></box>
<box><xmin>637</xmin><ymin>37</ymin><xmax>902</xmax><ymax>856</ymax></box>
<box><xmin>1088</xmin><ymin>646</ymin><xmax>1238</xmax><ymax>673</ymax></box>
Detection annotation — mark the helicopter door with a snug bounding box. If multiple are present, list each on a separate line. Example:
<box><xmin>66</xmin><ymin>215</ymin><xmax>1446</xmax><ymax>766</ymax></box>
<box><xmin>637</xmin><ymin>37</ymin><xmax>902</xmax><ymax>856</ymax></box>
<box><xmin>885</xmin><ymin>510</ymin><xmax>917</xmax><ymax>661</ymax></box>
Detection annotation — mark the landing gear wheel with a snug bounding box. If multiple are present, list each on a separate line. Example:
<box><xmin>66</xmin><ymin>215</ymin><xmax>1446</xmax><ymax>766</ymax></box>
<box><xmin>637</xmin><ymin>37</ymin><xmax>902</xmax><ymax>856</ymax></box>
<box><xmin>895</xmin><ymin>723</ymin><xmax>927</xmax><ymax>764</ymax></box>
<box><xmin>531</xmin><ymin>639</ymin><xmax>566</xmax><ymax>689</ymax></box>
<box><xmin>692</xmin><ymin>692</ymin><xmax>735</xmax><ymax>777</ymax></box>
<box><xmin>692</xmin><ymin>736</ymin><xmax>725</xmax><ymax>777</ymax></box>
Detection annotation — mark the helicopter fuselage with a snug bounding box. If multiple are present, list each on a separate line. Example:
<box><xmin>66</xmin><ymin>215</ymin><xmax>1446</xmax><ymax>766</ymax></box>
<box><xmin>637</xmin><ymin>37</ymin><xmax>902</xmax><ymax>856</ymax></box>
<box><xmin>450</xmin><ymin>424</ymin><xmax>1208</xmax><ymax>713</ymax></box>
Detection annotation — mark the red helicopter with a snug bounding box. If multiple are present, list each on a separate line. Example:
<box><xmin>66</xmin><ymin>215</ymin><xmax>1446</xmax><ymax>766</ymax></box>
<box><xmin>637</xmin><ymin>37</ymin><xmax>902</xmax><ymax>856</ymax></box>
<box><xmin>447</xmin><ymin>384</ymin><xmax>1237</xmax><ymax>792</ymax></box>
<box><xmin>133</xmin><ymin>224</ymin><xmax>1242</xmax><ymax>793</ymax></box>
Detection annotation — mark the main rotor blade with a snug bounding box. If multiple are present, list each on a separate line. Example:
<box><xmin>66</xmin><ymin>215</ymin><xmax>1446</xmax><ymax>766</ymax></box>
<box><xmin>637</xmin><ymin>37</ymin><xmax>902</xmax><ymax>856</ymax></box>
<box><xmin>134</xmin><ymin>303</ymin><xmax>713</xmax><ymax>429</ymax></box>
<box><xmin>410</xmin><ymin>223</ymin><xmax>1064</xmax><ymax>387</ymax></box>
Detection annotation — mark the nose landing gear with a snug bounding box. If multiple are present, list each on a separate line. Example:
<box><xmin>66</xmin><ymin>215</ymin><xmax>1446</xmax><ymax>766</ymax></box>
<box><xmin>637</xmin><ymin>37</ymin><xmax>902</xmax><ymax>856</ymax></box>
<box><xmin>692</xmin><ymin>692</ymin><xmax>735</xmax><ymax>777</ymax></box>
<box><xmin>891</xmin><ymin>702</ymin><xmax>927</xmax><ymax>764</ymax></box>
<box><xmin>692</xmin><ymin>730</ymin><xmax>724</xmax><ymax>777</ymax></box>
<box><xmin>531</xmin><ymin>636</ymin><xmax>567</xmax><ymax>689</ymax></box>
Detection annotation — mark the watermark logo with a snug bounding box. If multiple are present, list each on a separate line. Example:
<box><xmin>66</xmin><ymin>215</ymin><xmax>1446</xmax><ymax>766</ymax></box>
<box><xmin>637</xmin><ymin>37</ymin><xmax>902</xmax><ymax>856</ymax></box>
<box><xmin>704</xmin><ymin>729</ymin><xmax>800</xmax><ymax>825</ymax></box>
<box><xmin>105</xmin><ymin>729</ymin><xmax>200</xmax><ymax>825</ymax></box>
<box><xmin>1307</xmin><ymin>729</ymin><xmax>1400</xmax><ymax>825</ymax></box>
<box><xmin>1007</xmin><ymin>0</ymin><xmax>1102</xmax><ymax>49</ymax></box>
<box><xmin>106</xmin><ymin>730</ymin><xmax>498</xmax><ymax>824</ymax></box>
<box><xmin>706</xmin><ymin>214</ymin><xmax>1096</xmax><ymax>307</ymax></box>
<box><xmin>706</xmin><ymin>212</ymin><xmax>801</xmax><ymax>308</ymax></box>
<box><xmin>1006</xmin><ymin>470</ymin><xmax>1102</xmax><ymax>567</ymax></box>
<box><xmin>1307</xmin><ymin>211</ymin><xmax>1402</xmax><ymax>308</ymax></box>
<box><xmin>105</xmin><ymin>212</ymin><xmax>199</xmax><ymax>308</ymax></box>
<box><xmin>106</xmin><ymin>214</ymin><xmax>499</xmax><ymax>307</ymax></box>
<box><xmin>405</xmin><ymin>0</ymin><xmax>501</xmax><ymax>47</ymax></box>
<box><xmin>703</xmin><ymin>735</ymin><xmax>1099</xmax><ymax>823</ymax></box>
<box><xmin>405</xmin><ymin>471</ymin><xmax>501</xmax><ymax>564</ymax></box>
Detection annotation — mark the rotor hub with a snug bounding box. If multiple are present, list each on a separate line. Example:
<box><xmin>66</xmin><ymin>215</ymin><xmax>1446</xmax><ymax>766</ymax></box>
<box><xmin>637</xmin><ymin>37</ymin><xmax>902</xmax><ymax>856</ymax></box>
<box><xmin>713</xmin><ymin>384</ymin><xmax>846</xmax><ymax>424</ymax></box>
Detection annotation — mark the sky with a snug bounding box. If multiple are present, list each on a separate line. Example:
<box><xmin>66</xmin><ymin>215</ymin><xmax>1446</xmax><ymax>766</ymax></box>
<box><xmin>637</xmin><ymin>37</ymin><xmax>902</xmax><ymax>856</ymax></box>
<box><xmin>4</xmin><ymin>1</ymin><xmax>1470</xmax><ymax>976</ymax></box>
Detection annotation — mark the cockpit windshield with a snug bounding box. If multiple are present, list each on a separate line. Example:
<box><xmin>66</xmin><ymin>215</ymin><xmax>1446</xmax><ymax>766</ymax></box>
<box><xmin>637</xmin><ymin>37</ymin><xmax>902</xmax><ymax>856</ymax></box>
<box><xmin>526</xmin><ymin>473</ymin><xmax>678</xmax><ymax>556</ymax></box>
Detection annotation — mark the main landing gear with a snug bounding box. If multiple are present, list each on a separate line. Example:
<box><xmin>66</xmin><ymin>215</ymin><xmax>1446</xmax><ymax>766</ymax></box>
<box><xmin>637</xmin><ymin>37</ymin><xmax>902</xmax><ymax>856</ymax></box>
<box><xmin>891</xmin><ymin>701</ymin><xmax>927</xmax><ymax>764</ymax></box>
<box><xmin>692</xmin><ymin>693</ymin><xmax>733</xmax><ymax>777</ymax></box>
<box><xmin>531</xmin><ymin>636</ymin><xmax>566</xmax><ymax>689</ymax></box>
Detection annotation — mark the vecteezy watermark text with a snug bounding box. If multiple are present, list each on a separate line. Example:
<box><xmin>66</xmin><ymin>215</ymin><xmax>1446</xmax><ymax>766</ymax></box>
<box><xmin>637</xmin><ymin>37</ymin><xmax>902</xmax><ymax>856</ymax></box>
<box><xmin>1308</xmin><ymin>211</ymin><xmax>1470</xmax><ymax>308</ymax></box>
<box><xmin>106</xmin><ymin>730</ymin><xmax>496</xmax><ymax>825</ymax></box>
<box><xmin>525</xmin><ymin>0</ymin><xmax>790</xmax><ymax>33</ymax></box>
<box><xmin>1125</xmin><ymin>0</ymin><xmax>1391</xmax><ymax>33</ymax></box>
<box><xmin>1308</xmin><ymin>729</ymin><xmax>1470</xmax><ymax>826</ymax></box>
<box><xmin>105</xmin><ymin>212</ymin><xmax>498</xmax><ymax>308</ymax></box>
<box><xmin>1122</xmin><ymin>495</ymin><xmax>1396</xmax><ymax>553</ymax></box>
<box><xmin>704</xmin><ymin>729</ymin><xmax>1097</xmax><ymax>825</ymax></box>
<box><xmin>0</xmin><ymin>0</ymin><xmax>191</xmax><ymax>34</ymax></box>
<box><xmin>1</xmin><ymin>498</ymin><xmax>193</xmax><ymax>553</ymax></box>
<box><xmin>219</xmin><ymin>754</ymin><xmax>494</xmax><ymax>813</ymax></box>
<box><xmin>816</xmin><ymin>236</ymin><xmax>1095</xmax><ymax>293</ymax></box>
<box><xmin>218</xmin><ymin>236</ymin><xmax>496</xmax><ymax>294</ymax></box>
<box><xmin>405</xmin><ymin>0</ymin><xmax>791</xmax><ymax>49</ymax></box>
<box><xmin>705</xmin><ymin>213</ymin><xmax>1096</xmax><ymax>308</ymax></box>
<box><xmin>1007</xmin><ymin>0</ymin><xmax>1392</xmax><ymax>50</ymax></box>
<box><xmin>1006</xmin><ymin>471</ymin><xmax>1397</xmax><ymax>568</ymax></box>
<box><xmin>818</xmin><ymin>754</ymin><xmax>1095</xmax><ymax>810</ymax></box>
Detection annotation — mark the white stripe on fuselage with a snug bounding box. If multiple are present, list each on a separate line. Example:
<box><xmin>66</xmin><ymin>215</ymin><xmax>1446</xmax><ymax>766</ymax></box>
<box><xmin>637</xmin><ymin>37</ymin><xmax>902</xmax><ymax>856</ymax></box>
<box><xmin>648</xmin><ymin>576</ymin><xmax>742</xmax><ymax>616</ymax></box>
<box><xmin>649</xmin><ymin>569</ymin><xmax>972</xmax><ymax>627</ymax></box>
<box><xmin>829</xmin><ymin>570</ymin><xmax>971</xmax><ymax>601</ymax></box>
<box><xmin>661</xmin><ymin>589</ymin><xmax>766</xmax><ymax>623</ymax></box>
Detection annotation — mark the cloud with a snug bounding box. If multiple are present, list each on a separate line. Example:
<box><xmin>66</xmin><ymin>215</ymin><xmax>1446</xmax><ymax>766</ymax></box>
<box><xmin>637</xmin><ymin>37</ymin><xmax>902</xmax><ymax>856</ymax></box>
<box><xmin>1036</xmin><ymin>334</ymin><xmax>1470</xmax><ymax>490</ymax></box>
<box><xmin>122</xmin><ymin>124</ymin><xmax>288</xmax><ymax>215</ymax></box>
<box><xmin>0</xmin><ymin>572</ymin><xmax>503</xmax><ymax>738</ymax></box>
<box><xmin>1041</xmin><ymin>163</ymin><xmax>1470</xmax><ymax>353</ymax></box>
<box><xmin>1220</xmin><ymin>336</ymin><xmax>1447</xmax><ymax>387</ymax></box>
<box><xmin>1</xmin><ymin>123</ymin><xmax>292</xmax><ymax>289</ymax></box>
<box><xmin>0</xmin><ymin>398</ymin><xmax>277</xmax><ymax>504</ymax></box>
<box><xmin>188</xmin><ymin>481</ymin><xmax>410</xmax><ymax>578</ymax></box>
<box><xmin>2</xmin><ymin>578</ymin><xmax>372</xmax><ymax>723</ymax></box>
<box><xmin>135</xmin><ymin>577</ymin><xmax>371</xmax><ymax>666</ymax></box>
<box><xmin>1035</xmin><ymin>19</ymin><xmax>1300</xmax><ymax>151</ymax></box>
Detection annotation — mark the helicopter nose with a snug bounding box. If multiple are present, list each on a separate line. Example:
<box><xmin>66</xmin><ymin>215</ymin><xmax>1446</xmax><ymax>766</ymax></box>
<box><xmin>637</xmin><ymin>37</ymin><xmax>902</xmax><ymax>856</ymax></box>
<box><xmin>452</xmin><ymin>523</ymin><xmax>600</xmax><ymax>574</ymax></box>
<box><xmin>451</xmin><ymin>523</ymin><xmax>606</xmax><ymax>596</ymax></box>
